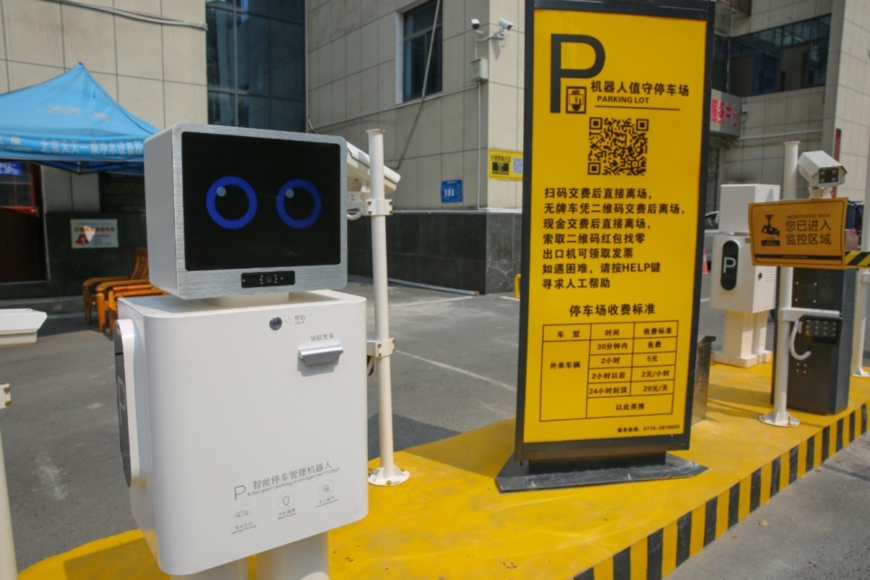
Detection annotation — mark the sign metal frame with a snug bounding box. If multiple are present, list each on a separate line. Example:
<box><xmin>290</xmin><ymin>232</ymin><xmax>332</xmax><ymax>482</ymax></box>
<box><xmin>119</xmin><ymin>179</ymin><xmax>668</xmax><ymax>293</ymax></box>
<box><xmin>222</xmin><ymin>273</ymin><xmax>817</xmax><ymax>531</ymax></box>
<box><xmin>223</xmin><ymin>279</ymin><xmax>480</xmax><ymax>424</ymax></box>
<box><xmin>516</xmin><ymin>0</ymin><xmax>715</xmax><ymax>463</ymax></box>
<box><xmin>748</xmin><ymin>198</ymin><xmax>848</xmax><ymax>269</ymax></box>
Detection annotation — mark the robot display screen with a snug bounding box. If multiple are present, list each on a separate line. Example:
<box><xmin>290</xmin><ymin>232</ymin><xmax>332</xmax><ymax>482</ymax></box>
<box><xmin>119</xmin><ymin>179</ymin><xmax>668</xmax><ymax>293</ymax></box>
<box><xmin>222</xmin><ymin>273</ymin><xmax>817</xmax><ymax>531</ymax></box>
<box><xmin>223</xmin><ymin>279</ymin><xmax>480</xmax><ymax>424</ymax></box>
<box><xmin>181</xmin><ymin>131</ymin><xmax>342</xmax><ymax>271</ymax></box>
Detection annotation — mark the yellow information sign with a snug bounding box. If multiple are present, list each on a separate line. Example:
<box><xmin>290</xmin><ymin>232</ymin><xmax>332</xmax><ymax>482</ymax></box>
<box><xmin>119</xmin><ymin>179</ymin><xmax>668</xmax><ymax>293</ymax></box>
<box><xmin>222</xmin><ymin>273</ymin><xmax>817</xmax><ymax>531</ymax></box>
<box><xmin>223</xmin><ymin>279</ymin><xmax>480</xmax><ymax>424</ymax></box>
<box><xmin>488</xmin><ymin>149</ymin><xmax>523</xmax><ymax>181</ymax></box>
<box><xmin>517</xmin><ymin>1</ymin><xmax>713</xmax><ymax>462</ymax></box>
<box><xmin>748</xmin><ymin>198</ymin><xmax>847</xmax><ymax>268</ymax></box>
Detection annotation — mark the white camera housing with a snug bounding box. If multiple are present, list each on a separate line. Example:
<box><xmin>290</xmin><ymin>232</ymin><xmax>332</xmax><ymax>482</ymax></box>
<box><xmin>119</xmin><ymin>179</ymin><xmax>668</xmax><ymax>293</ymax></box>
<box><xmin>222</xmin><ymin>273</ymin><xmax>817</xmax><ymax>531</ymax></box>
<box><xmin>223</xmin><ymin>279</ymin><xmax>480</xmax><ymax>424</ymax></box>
<box><xmin>798</xmin><ymin>150</ymin><xmax>847</xmax><ymax>194</ymax></box>
<box><xmin>471</xmin><ymin>18</ymin><xmax>480</xmax><ymax>30</ymax></box>
<box><xmin>345</xmin><ymin>140</ymin><xmax>401</xmax><ymax>221</ymax></box>
<box><xmin>498</xmin><ymin>18</ymin><xmax>514</xmax><ymax>30</ymax></box>
<box><xmin>346</xmin><ymin>141</ymin><xmax>400</xmax><ymax>195</ymax></box>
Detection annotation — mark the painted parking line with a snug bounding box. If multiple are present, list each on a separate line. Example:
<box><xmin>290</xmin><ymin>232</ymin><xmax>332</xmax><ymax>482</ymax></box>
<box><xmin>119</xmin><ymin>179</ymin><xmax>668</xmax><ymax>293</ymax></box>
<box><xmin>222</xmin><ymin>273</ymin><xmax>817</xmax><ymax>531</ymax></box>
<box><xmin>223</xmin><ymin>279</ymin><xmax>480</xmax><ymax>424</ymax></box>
<box><xmin>396</xmin><ymin>350</ymin><xmax>516</xmax><ymax>392</ymax></box>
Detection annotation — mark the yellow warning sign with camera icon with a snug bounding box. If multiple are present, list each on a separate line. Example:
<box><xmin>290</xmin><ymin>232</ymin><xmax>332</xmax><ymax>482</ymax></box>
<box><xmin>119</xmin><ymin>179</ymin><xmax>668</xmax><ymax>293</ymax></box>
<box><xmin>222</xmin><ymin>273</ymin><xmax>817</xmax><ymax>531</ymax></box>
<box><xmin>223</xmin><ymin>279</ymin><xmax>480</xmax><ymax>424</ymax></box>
<box><xmin>748</xmin><ymin>198</ymin><xmax>847</xmax><ymax>268</ymax></box>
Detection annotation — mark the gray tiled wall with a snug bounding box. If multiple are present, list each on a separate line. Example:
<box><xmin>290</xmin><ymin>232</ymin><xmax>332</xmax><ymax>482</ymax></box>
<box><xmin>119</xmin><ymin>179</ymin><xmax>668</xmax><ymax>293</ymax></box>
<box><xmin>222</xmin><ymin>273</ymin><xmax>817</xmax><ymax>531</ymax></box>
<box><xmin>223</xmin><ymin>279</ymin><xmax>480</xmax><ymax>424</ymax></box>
<box><xmin>349</xmin><ymin>211</ymin><xmax>522</xmax><ymax>294</ymax></box>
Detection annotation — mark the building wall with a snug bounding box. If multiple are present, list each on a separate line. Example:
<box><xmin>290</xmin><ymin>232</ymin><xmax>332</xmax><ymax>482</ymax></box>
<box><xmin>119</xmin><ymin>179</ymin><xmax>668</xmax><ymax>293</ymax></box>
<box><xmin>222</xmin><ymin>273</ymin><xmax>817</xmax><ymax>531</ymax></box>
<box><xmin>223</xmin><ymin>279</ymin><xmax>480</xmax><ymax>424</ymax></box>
<box><xmin>348</xmin><ymin>210</ymin><xmax>522</xmax><ymax>292</ymax></box>
<box><xmin>730</xmin><ymin>0</ymin><xmax>833</xmax><ymax>35</ymax></box>
<box><xmin>824</xmin><ymin>0</ymin><xmax>870</xmax><ymax>201</ymax></box>
<box><xmin>725</xmin><ymin>0</ymin><xmax>870</xmax><ymax>201</ymax></box>
<box><xmin>320</xmin><ymin>0</ymin><xmax>870</xmax><ymax>292</ymax></box>
<box><xmin>0</xmin><ymin>0</ymin><xmax>208</xmax><ymax>298</ymax></box>
<box><xmin>722</xmin><ymin>87</ymin><xmax>825</xmax><ymax>190</ymax></box>
<box><xmin>0</xmin><ymin>0</ymin><xmax>208</xmax><ymax>211</ymax></box>
<box><xmin>308</xmin><ymin>0</ymin><xmax>525</xmax><ymax>292</ymax></box>
<box><xmin>308</xmin><ymin>0</ymin><xmax>524</xmax><ymax>211</ymax></box>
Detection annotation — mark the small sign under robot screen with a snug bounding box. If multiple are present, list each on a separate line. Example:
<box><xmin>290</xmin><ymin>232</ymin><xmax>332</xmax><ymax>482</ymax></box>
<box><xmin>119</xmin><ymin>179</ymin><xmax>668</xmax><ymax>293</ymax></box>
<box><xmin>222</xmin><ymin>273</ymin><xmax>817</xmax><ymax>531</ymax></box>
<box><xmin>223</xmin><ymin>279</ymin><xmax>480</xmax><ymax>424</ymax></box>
<box><xmin>145</xmin><ymin>124</ymin><xmax>348</xmax><ymax>299</ymax></box>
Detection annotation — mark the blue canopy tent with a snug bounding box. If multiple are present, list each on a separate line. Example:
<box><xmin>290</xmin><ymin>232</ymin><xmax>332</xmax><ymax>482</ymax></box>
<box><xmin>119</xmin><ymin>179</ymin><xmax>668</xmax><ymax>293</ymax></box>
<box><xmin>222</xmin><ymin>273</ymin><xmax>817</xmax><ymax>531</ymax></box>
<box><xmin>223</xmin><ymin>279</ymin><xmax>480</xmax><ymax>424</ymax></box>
<box><xmin>0</xmin><ymin>63</ymin><xmax>158</xmax><ymax>174</ymax></box>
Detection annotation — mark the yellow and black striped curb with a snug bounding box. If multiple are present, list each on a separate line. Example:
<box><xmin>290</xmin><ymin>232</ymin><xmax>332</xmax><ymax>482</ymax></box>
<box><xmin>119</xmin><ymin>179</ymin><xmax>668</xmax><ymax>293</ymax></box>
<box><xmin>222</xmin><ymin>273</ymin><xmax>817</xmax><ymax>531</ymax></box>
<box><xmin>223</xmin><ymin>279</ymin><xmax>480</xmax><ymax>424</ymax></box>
<box><xmin>844</xmin><ymin>251</ymin><xmax>870</xmax><ymax>268</ymax></box>
<box><xmin>575</xmin><ymin>403</ymin><xmax>868</xmax><ymax>580</ymax></box>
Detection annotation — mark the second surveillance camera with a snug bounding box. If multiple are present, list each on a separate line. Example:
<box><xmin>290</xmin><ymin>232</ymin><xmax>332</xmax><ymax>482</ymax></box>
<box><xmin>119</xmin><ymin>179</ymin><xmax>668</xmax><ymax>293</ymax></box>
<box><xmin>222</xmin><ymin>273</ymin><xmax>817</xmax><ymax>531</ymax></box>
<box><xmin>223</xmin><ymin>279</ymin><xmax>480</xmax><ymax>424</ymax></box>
<box><xmin>471</xmin><ymin>18</ymin><xmax>480</xmax><ymax>30</ymax></box>
<box><xmin>797</xmin><ymin>150</ymin><xmax>847</xmax><ymax>190</ymax></box>
<box><xmin>498</xmin><ymin>18</ymin><xmax>514</xmax><ymax>30</ymax></box>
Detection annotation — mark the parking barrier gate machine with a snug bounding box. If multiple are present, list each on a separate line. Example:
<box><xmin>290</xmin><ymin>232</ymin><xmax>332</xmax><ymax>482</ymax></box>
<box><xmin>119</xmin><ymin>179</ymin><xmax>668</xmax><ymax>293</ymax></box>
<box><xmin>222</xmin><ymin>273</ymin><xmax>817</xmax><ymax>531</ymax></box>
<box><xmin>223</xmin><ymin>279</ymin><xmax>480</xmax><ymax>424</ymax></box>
<box><xmin>114</xmin><ymin>124</ymin><xmax>367</xmax><ymax>579</ymax></box>
<box><xmin>710</xmin><ymin>184</ymin><xmax>780</xmax><ymax>367</ymax></box>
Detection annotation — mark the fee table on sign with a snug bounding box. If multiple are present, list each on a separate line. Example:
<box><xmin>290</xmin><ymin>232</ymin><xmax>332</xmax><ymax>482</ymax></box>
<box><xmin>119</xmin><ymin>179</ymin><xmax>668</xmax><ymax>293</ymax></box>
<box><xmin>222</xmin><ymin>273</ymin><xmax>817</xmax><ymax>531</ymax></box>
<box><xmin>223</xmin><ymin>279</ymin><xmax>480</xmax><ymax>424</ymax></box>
<box><xmin>540</xmin><ymin>322</ymin><xmax>678</xmax><ymax>423</ymax></box>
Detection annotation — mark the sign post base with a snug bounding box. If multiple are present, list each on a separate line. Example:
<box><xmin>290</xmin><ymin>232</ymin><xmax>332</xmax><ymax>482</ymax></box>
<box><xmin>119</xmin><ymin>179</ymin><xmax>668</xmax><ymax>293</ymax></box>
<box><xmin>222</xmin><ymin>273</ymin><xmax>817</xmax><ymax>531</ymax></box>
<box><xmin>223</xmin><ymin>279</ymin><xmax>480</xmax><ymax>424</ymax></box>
<box><xmin>368</xmin><ymin>466</ymin><xmax>410</xmax><ymax>487</ymax></box>
<box><xmin>759</xmin><ymin>410</ymin><xmax>800</xmax><ymax>427</ymax></box>
<box><xmin>495</xmin><ymin>453</ymin><xmax>706</xmax><ymax>493</ymax></box>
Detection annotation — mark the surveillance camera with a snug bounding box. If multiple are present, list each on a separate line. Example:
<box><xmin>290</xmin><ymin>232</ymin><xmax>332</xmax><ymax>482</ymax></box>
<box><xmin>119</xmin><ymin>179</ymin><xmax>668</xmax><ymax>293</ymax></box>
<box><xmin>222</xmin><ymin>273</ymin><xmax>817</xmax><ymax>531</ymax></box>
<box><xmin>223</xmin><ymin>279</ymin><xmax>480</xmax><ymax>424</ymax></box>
<box><xmin>797</xmin><ymin>150</ymin><xmax>846</xmax><ymax>192</ymax></box>
<box><xmin>346</xmin><ymin>141</ymin><xmax>400</xmax><ymax>194</ymax></box>
<box><xmin>471</xmin><ymin>18</ymin><xmax>480</xmax><ymax>30</ymax></box>
<box><xmin>498</xmin><ymin>18</ymin><xmax>514</xmax><ymax>30</ymax></box>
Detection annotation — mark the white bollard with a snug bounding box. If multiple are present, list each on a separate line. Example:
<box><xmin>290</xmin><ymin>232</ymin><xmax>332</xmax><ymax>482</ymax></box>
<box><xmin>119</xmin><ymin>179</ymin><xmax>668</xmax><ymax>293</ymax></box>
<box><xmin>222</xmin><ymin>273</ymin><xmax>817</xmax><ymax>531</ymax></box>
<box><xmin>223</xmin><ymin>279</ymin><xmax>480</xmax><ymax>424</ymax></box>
<box><xmin>365</xmin><ymin>129</ymin><xmax>410</xmax><ymax>486</ymax></box>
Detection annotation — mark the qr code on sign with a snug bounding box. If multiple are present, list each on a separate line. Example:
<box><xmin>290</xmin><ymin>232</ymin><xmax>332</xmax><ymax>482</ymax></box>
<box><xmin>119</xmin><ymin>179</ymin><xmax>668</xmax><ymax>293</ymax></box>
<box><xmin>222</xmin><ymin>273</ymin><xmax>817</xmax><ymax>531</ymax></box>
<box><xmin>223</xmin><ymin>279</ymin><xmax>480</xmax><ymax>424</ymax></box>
<box><xmin>588</xmin><ymin>117</ymin><xmax>649</xmax><ymax>176</ymax></box>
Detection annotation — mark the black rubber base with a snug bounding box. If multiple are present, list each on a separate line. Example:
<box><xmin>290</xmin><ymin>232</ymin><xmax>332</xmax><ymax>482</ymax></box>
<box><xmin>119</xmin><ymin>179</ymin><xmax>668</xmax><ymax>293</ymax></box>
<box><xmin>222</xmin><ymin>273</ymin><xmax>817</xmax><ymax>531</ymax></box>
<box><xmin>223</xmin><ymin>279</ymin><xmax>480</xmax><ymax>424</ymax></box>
<box><xmin>495</xmin><ymin>453</ymin><xmax>707</xmax><ymax>492</ymax></box>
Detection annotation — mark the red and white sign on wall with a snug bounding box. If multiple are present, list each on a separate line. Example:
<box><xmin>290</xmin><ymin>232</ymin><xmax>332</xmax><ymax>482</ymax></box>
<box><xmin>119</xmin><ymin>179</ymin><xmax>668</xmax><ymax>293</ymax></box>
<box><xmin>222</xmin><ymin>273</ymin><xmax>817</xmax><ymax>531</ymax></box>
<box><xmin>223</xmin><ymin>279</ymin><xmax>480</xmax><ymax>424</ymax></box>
<box><xmin>71</xmin><ymin>218</ymin><xmax>119</xmax><ymax>249</ymax></box>
<box><xmin>710</xmin><ymin>89</ymin><xmax>741</xmax><ymax>137</ymax></box>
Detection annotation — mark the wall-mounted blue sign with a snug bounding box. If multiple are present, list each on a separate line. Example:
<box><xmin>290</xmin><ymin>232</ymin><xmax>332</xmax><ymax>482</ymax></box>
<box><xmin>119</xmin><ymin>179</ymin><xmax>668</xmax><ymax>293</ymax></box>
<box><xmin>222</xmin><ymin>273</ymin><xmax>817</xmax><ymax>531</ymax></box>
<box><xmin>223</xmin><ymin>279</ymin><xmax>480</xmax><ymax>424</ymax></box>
<box><xmin>0</xmin><ymin>161</ymin><xmax>22</xmax><ymax>176</ymax></box>
<box><xmin>441</xmin><ymin>179</ymin><xmax>462</xmax><ymax>204</ymax></box>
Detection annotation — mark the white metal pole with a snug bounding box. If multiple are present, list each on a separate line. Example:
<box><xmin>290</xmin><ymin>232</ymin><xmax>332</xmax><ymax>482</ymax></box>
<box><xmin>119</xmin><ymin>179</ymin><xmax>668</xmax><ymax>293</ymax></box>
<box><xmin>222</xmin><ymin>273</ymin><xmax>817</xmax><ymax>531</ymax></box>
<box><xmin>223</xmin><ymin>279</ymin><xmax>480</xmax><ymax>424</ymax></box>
<box><xmin>752</xmin><ymin>310</ymin><xmax>771</xmax><ymax>362</ymax></box>
<box><xmin>0</xmin><ymin>416</ymin><xmax>17</xmax><ymax>580</ymax></box>
<box><xmin>762</xmin><ymin>141</ymin><xmax>800</xmax><ymax>427</ymax></box>
<box><xmin>366</xmin><ymin>129</ymin><xmax>409</xmax><ymax>486</ymax></box>
<box><xmin>169</xmin><ymin>559</ymin><xmax>246</xmax><ymax>580</ymax></box>
<box><xmin>851</xmin><ymin>141</ymin><xmax>870</xmax><ymax>376</ymax></box>
<box><xmin>257</xmin><ymin>533</ymin><xmax>328</xmax><ymax>580</ymax></box>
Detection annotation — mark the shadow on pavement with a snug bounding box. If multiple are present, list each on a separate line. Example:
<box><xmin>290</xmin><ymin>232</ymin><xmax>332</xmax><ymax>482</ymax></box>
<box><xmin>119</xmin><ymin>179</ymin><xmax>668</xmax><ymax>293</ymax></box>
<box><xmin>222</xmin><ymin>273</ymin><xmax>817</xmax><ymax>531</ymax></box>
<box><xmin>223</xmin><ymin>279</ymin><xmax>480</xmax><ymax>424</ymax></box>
<box><xmin>37</xmin><ymin>316</ymin><xmax>109</xmax><ymax>339</ymax></box>
<box><xmin>367</xmin><ymin>414</ymin><xmax>459</xmax><ymax>461</ymax></box>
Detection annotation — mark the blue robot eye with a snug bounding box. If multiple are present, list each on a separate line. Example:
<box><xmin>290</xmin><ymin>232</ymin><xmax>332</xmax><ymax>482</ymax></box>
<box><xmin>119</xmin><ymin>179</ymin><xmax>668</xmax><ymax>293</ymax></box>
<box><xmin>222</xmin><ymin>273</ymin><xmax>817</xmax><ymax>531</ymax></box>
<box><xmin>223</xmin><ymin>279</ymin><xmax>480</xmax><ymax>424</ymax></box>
<box><xmin>276</xmin><ymin>179</ymin><xmax>322</xmax><ymax>229</ymax></box>
<box><xmin>206</xmin><ymin>176</ymin><xmax>257</xmax><ymax>230</ymax></box>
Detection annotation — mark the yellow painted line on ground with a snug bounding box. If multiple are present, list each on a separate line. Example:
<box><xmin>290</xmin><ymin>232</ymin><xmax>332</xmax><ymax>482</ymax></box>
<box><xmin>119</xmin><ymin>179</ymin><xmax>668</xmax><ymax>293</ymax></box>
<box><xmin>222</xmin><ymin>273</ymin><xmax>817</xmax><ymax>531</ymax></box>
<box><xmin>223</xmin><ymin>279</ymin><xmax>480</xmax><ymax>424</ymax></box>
<box><xmin>21</xmin><ymin>363</ymin><xmax>870</xmax><ymax>579</ymax></box>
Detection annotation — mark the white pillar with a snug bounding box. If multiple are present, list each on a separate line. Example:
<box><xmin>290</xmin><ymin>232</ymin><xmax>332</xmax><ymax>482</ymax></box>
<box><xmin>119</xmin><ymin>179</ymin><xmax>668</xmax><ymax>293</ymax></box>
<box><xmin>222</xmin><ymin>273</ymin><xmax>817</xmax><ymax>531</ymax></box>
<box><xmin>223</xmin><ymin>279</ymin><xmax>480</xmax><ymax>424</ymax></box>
<box><xmin>762</xmin><ymin>142</ymin><xmax>800</xmax><ymax>427</ymax></box>
<box><xmin>752</xmin><ymin>310</ymin><xmax>771</xmax><ymax>362</ymax></box>
<box><xmin>366</xmin><ymin>129</ymin><xmax>409</xmax><ymax>486</ymax></box>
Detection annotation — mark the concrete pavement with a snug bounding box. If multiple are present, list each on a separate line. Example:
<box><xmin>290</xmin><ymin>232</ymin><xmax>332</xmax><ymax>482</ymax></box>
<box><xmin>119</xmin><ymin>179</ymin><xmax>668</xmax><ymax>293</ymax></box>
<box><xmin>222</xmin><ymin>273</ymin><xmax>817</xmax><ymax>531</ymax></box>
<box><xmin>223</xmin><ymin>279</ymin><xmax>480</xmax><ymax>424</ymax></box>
<box><xmin>669</xmin><ymin>434</ymin><xmax>870</xmax><ymax>580</ymax></box>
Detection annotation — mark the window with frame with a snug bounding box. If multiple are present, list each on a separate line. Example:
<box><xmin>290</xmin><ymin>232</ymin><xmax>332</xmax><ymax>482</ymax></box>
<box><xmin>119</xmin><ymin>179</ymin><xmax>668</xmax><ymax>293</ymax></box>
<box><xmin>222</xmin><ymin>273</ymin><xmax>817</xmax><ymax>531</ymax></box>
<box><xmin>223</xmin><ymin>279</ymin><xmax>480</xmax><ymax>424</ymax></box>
<box><xmin>206</xmin><ymin>0</ymin><xmax>306</xmax><ymax>131</ymax></box>
<box><xmin>402</xmin><ymin>1</ymin><xmax>443</xmax><ymax>102</ymax></box>
<box><xmin>728</xmin><ymin>16</ymin><xmax>830</xmax><ymax>97</ymax></box>
<box><xmin>0</xmin><ymin>162</ymin><xmax>39</xmax><ymax>216</ymax></box>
